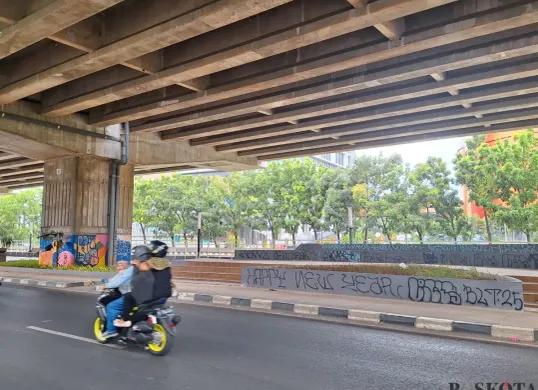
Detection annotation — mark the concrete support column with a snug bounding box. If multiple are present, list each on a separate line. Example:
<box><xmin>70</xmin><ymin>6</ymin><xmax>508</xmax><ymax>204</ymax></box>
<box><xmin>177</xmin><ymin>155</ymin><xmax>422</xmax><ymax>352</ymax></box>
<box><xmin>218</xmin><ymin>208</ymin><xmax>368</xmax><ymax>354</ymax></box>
<box><xmin>39</xmin><ymin>156</ymin><xmax>134</xmax><ymax>267</ymax></box>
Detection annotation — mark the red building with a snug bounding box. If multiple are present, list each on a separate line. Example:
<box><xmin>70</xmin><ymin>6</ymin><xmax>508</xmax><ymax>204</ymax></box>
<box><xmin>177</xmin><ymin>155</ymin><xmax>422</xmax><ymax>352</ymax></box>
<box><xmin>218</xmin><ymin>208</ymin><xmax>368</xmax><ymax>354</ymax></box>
<box><xmin>461</xmin><ymin>130</ymin><xmax>537</xmax><ymax>219</ymax></box>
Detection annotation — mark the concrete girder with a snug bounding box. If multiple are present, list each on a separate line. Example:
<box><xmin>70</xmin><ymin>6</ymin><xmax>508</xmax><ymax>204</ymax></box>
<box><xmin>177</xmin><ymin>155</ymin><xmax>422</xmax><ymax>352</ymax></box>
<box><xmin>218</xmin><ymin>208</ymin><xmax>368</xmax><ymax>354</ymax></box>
<box><xmin>0</xmin><ymin>0</ymin><xmax>292</xmax><ymax>104</ymax></box>
<box><xmin>39</xmin><ymin>0</ymin><xmax>345</xmax><ymax>116</ymax></box>
<box><xmin>235</xmin><ymin>107</ymin><xmax>538</xmax><ymax>157</ymax></box>
<box><xmin>0</xmin><ymin>0</ymin><xmax>123</xmax><ymax>59</ymax></box>
<box><xmin>0</xmin><ymin>165</ymin><xmax>45</xmax><ymax>178</ymax></box>
<box><xmin>0</xmin><ymin>173</ymin><xmax>44</xmax><ymax>184</ymax></box>
<box><xmin>129</xmin><ymin>133</ymin><xmax>259</xmax><ymax>171</ymax></box>
<box><xmin>0</xmin><ymin>101</ymin><xmax>259</xmax><ymax>170</ymax></box>
<box><xmin>205</xmin><ymin>77</ymin><xmax>538</xmax><ymax>150</ymax></box>
<box><xmin>258</xmin><ymin>118</ymin><xmax>538</xmax><ymax>161</ymax></box>
<box><xmin>92</xmin><ymin>1</ymin><xmax>538</xmax><ymax>128</ymax></box>
<box><xmin>178</xmin><ymin>31</ymin><xmax>538</xmax><ymax>144</ymax></box>
<box><xmin>216</xmin><ymin>94</ymin><xmax>538</xmax><ymax>153</ymax></box>
<box><xmin>38</xmin><ymin>0</ymin><xmax>450</xmax><ymax>117</ymax></box>
<box><xmin>0</xmin><ymin>101</ymin><xmax>119</xmax><ymax>160</ymax></box>
<box><xmin>1</xmin><ymin>179</ymin><xmax>43</xmax><ymax>188</ymax></box>
<box><xmin>176</xmin><ymin>56</ymin><xmax>538</xmax><ymax>143</ymax></box>
<box><xmin>346</xmin><ymin>0</ymin><xmax>405</xmax><ymax>41</ymax></box>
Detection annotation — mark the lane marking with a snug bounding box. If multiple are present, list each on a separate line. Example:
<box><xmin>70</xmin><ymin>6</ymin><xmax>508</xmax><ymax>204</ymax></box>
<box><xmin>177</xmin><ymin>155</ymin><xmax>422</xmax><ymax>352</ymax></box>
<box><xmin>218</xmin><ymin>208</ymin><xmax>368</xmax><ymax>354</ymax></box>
<box><xmin>26</xmin><ymin>326</ymin><xmax>122</xmax><ymax>349</ymax></box>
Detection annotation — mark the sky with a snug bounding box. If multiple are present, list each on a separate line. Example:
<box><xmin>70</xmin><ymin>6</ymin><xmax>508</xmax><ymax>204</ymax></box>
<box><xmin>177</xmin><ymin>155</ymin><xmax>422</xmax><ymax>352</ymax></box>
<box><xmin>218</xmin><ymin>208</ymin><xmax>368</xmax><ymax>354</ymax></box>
<box><xmin>355</xmin><ymin>136</ymin><xmax>467</xmax><ymax>169</ymax></box>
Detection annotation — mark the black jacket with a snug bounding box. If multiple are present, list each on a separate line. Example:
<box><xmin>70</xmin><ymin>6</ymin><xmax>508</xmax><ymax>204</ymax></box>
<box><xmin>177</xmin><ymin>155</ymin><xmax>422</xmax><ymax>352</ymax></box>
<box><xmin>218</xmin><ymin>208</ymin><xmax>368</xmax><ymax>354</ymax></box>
<box><xmin>147</xmin><ymin>257</ymin><xmax>172</xmax><ymax>300</ymax></box>
<box><xmin>151</xmin><ymin>267</ymin><xmax>172</xmax><ymax>300</ymax></box>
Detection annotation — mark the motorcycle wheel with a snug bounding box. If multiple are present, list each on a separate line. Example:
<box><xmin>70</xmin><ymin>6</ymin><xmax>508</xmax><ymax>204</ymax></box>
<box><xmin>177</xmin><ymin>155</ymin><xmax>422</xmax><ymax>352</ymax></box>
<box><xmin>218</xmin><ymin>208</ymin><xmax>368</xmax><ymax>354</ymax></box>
<box><xmin>93</xmin><ymin>317</ymin><xmax>112</xmax><ymax>344</ymax></box>
<box><xmin>147</xmin><ymin>323</ymin><xmax>173</xmax><ymax>356</ymax></box>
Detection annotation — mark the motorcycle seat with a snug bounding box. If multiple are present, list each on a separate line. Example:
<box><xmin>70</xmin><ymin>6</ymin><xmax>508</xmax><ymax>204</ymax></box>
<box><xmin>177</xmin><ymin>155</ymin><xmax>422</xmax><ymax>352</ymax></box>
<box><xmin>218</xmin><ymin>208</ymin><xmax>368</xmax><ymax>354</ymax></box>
<box><xmin>138</xmin><ymin>298</ymin><xmax>167</xmax><ymax>311</ymax></box>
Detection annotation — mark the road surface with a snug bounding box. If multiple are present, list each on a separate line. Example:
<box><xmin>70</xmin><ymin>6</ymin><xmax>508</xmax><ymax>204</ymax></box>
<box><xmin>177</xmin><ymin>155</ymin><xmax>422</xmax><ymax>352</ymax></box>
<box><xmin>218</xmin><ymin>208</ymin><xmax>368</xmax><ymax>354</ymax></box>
<box><xmin>1</xmin><ymin>284</ymin><xmax>537</xmax><ymax>390</ymax></box>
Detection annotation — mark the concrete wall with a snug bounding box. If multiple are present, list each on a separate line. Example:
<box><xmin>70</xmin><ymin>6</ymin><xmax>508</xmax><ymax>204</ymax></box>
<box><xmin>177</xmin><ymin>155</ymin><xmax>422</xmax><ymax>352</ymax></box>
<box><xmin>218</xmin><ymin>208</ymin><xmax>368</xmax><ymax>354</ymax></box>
<box><xmin>235</xmin><ymin>244</ymin><xmax>538</xmax><ymax>269</ymax></box>
<box><xmin>242</xmin><ymin>267</ymin><xmax>524</xmax><ymax>311</ymax></box>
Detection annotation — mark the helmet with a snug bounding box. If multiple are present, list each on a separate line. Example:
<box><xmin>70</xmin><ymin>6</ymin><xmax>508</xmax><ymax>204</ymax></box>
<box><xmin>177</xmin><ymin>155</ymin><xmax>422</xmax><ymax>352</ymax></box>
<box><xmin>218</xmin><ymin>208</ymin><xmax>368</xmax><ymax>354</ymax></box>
<box><xmin>132</xmin><ymin>245</ymin><xmax>152</xmax><ymax>262</ymax></box>
<box><xmin>149</xmin><ymin>240</ymin><xmax>168</xmax><ymax>258</ymax></box>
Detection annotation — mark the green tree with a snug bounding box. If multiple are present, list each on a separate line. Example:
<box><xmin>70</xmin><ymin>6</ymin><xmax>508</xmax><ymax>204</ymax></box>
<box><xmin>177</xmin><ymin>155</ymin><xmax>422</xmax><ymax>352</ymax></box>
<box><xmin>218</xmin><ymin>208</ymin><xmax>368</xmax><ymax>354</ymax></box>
<box><xmin>489</xmin><ymin>130</ymin><xmax>538</xmax><ymax>242</ymax></box>
<box><xmin>454</xmin><ymin>135</ymin><xmax>497</xmax><ymax>243</ymax></box>
<box><xmin>133</xmin><ymin>178</ymin><xmax>158</xmax><ymax>244</ymax></box>
<box><xmin>300</xmin><ymin>160</ymin><xmax>332</xmax><ymax>240</ymax></box>
<box><xmin>242</xmin><ymin>165</ymin><xmax>286</xmax><ymax>247</ymax></box>
<box><xmin>0</xmin><ymin>189</ymin><xmax>42</xmax><ymax>247</ymax></box>
<box><xmin>413</xmin><ymin>157</ymin><xmax>470</xmax><ymax>243</ymax></box>
<box><xmin>150</xmin><ymin>174</ymin><xmax>205</xmax><ymax>247</ymax></box>
<box><xmin>349</xmin><ymin>154</ymin><xmax>406</xmax><ymax>244</ymax></box>
<box><xmin>0</xmin><ymin>194</ymin><xmax>19</xmax><ymax>246</ymax></box>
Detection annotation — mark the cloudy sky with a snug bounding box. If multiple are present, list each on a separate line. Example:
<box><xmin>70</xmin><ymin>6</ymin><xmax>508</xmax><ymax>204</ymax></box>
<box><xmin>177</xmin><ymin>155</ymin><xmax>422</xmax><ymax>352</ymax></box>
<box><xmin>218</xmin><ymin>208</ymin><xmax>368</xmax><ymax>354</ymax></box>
<box><xmin>355</xmin><ymin>136</ymin><xmax>467</xmax><ymax>169</ymax></box>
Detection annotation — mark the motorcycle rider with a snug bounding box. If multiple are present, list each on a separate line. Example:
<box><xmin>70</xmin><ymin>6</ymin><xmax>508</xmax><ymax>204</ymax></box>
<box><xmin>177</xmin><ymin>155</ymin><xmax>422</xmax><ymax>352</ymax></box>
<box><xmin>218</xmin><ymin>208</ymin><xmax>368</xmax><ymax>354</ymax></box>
<box><xmin>114</xmin><ymin>241</ymin><xmax>172</xmax><ymax>328</ymax></box>
<box><xmin>100</xmin><ymin>259</ymin><xmax>134</xmax><ymax>339</ymax></box>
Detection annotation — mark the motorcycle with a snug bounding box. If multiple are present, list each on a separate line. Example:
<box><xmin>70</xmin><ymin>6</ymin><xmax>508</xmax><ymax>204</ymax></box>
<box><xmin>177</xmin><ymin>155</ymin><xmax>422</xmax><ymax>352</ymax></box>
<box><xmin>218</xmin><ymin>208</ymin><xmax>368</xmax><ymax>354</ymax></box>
<box><xmin>93</xmin><ymin>289</ymin><xmax>180</xmax><ymax>356</ymax></box>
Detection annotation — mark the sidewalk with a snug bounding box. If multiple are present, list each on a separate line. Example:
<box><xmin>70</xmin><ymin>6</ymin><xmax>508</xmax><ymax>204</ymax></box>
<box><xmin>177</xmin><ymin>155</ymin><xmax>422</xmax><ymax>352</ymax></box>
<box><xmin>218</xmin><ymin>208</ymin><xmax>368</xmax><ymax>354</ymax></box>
<box><xmin>2</xmin><ymin>267</ymin><xmax>537</xmax><ymax>344</ymax></box>
<box><xmin>172</xmin><ymin>280</ymin><xmax>537</xmax><ymax>328</ymax></box>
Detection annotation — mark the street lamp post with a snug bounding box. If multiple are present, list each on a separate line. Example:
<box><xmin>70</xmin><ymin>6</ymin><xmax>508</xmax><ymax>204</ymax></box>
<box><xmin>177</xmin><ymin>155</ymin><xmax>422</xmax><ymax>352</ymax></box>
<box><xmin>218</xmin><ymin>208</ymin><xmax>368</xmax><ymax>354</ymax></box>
<box><xmin>197</xmin><ymin>212</ymin><xmax>202</xmax><ymax>259</ymax></box>
<box><xmin>347</xmin><ymin>206</ymin><xmax>353</xmax><ymax>245</ymax></box>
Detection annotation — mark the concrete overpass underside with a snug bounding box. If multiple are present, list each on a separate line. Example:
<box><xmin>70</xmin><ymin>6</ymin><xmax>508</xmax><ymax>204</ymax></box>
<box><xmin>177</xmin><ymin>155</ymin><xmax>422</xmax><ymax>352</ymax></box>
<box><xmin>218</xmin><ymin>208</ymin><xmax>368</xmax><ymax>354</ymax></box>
<box><xmin>3</xmin><ymin>0</ymin><xmax>538</xmax><ymax>263</ymax></box>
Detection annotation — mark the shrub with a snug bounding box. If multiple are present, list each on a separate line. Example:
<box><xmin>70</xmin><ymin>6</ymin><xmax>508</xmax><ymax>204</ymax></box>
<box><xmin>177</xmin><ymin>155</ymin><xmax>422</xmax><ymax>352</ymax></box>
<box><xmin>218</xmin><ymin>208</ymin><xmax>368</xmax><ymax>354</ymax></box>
<box><xmin>0</xmin><ymin>260</ymin><xmax>112</xmax><ymax>272</ymax></box>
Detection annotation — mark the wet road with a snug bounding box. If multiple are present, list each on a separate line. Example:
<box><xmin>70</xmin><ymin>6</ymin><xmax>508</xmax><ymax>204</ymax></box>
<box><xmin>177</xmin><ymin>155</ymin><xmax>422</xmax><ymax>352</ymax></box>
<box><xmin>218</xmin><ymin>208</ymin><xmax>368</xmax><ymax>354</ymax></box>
<box><xmin>1</xmin><ymin>284</ymin><xmax>537</xmax><ymax>390</ymax></box>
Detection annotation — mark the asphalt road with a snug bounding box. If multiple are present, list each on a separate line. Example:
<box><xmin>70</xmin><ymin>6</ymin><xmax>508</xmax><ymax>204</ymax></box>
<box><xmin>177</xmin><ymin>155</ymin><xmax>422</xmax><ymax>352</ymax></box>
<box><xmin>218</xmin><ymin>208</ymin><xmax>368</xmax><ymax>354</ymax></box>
<box><xmin>1</xmin><ymin>285</ymin><xmax>538</xmax><ymax>390</ymax></box>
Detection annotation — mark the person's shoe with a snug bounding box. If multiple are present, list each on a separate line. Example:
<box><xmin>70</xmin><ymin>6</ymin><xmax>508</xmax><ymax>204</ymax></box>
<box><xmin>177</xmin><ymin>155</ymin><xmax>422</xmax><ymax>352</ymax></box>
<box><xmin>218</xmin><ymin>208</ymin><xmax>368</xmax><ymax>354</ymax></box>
<box><xmin>113</xmin><ymin>319</ymin><xmax>132</xmax><ymax>328</ymax></box>
<box><xmin>101</xmin><ymin>330</ymin><xmax>118</xmax><ymax>339</ymax></box>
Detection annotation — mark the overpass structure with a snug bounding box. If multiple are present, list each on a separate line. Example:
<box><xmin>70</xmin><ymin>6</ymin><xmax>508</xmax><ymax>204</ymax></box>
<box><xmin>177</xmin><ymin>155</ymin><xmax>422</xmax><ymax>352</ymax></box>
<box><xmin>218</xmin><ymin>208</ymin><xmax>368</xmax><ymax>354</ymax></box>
<box><xmin>2</xmin><ymin>0</ymin><xmax>538</xmax><ymax>264</ymax></box>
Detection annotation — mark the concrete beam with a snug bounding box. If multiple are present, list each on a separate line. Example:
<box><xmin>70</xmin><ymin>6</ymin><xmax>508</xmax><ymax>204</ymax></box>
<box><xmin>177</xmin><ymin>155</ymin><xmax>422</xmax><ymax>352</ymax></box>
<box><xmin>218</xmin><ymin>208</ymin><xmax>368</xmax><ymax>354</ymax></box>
<box><xmin>91</xmin><ymin>1</ymin><xmax>538</xmax><ymax>127</ymax></box>
<box><xmin>0</xmin><ymin>0</ymin><xmax>123</xmax><ymax>60</ymax></box>
<box><xmin>216</xmin><ymin>94</ymin><xmax>538</xmax><ymax>152</ymax></box>
<box><xmin>346</xmin><ymin>0</ymin><xmax>405</xmax><ymax>41</ymax></box>
<box><xmin>430</xmin><ymin>72</ymin><xmax>446</xmax><ymax>81</ymax></box>
<box><xmin>0</xmin><ymin>158</ymin><xmax>44</xmax><ymax>170</ymax></box>
<box><xmin>236</xmin><ymin>107</ymin><xmax>538</xmax><ymax>156</ymax></box>
<box><xmin>1</xmin><ymin>179</ymin><xmax>43</xmax><ymax>188</ymax></box>
<box><xmin>258</xmin><ymin>119</ymin><xmax>538</xmax><ymax>161</ymax></box>
<box><xmin>374</xmin><ymin>18</ymin><xmax>405</xmax><ymax>41</ymax></box>
<box><xmin>174</xmin><ymin>57</ymin><xmax>538</xmax><ymax>142</ymax></box>
<box><xmin>0</xmin><ymin>101</ymin><xmax>120</xmax><ymax>160</ymax></box>
<box><xmin>0</xmin><ymin>0</ymin><xmax>56</xmax><ymax>25</ymax></box>
<box><xmin>202</xmin><ymin>78</ymin><xmax>538</xmax><ymax>148</ymax></box>
<box><xmin>0</xmin><ymin>165</ymin><xmax>45</xmax><ymax>178</ymax></box>
<box><xmin>129</xmin><ymin>133</ymin><xmax>259</xmax><ymax>171</ymax></box>
<box><xmin>176</xmin><ymin>31</ymin><xmax>538</xmax><ymax>142</ymax></box>
<box><xmin>41</xmin><ymin>0</ymin><xmax>452</xmax><ymax>117</ymax></box>
<box><xmin>0</xmin><ymin>0</ymin><xmax>292</xmax><ymax>104</ymax></box>
<box><xmin>40</xmin><ymin>0</ymin><xmax>344</xmax><ymax>115</ymax></box>
<box><xmin>0</xmin><ymin>173</ymin><xmax>44</xmax><ymax>184</ymax></box>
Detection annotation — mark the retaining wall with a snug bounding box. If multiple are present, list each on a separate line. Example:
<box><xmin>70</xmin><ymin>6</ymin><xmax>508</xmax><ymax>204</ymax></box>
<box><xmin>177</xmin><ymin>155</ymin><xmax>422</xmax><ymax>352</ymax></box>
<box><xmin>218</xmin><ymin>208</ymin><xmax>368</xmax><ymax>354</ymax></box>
<box><xmin>242</xmin><ymin>267</ymin><xmax>524</xmax><ymax>311</ymax></box>
<box><xmin>235</xmin><ymin>244</ymin><xmax>538</xmax><ymax>269</ymax></box>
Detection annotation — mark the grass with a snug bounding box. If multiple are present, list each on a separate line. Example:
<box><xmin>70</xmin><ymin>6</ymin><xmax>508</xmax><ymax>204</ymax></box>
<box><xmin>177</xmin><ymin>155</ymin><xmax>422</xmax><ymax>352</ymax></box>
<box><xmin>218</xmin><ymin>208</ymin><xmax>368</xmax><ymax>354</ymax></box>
<box><xmin>289</xmin><ymin>264</ymin><xmax>500</xmax><ymax>280</ymax></box>
<box><xmin>0</xmin><ymin>260</ymin><xmax>112</xmax><ymax>272</ymax></box>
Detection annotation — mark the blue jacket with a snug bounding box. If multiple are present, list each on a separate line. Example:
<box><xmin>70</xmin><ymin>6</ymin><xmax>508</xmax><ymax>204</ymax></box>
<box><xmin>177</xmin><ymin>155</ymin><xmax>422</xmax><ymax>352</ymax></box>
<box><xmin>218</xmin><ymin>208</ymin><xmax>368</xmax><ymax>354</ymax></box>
<box><xmin>106</xmin><ymin>265</ymin><xmax>134</xmax><ymax>294</ymax></box>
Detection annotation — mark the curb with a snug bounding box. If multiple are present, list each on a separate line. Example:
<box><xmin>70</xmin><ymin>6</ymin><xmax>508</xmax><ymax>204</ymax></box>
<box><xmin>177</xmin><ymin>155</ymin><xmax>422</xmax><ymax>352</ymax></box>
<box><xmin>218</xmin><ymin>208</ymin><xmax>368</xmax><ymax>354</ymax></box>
<box><xmin>0</xmin><ymin>276</ymin><xmax>96</xmax><ymax>289</ymax></box>
<box><xmin>171</xmin><ymin>291</ymin><xmax>538</xmax><ymax>344</ymax></box>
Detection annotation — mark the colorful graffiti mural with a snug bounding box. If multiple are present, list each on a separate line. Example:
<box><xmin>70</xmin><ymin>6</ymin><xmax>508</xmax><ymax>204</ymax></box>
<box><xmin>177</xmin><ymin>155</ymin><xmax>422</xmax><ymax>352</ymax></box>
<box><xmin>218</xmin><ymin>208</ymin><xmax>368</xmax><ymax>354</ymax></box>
<box><xmin>39</xmin><ymin>234</ymin><xmax>132</xmax><ymax>267</ymax></box>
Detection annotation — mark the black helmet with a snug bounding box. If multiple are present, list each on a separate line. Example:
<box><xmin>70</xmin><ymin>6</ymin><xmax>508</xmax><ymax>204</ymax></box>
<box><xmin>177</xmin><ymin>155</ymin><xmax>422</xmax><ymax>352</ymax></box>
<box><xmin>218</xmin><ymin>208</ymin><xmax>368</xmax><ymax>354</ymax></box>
<box><xmin>149</xmin><ymin>240</ymin><xmax>168</xmax><ymax>258</ymax></box>
<box><xmin>132</xmin><ymin>245</ymin><xmax>152</xmax><ymax>262</ymax></box>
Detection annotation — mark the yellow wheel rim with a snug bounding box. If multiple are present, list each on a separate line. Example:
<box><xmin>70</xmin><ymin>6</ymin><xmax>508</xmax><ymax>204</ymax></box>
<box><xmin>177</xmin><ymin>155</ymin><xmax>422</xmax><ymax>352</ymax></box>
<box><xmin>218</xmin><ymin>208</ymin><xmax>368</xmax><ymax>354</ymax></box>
<box><xmin>148</xmin><ymin>324</ymin><xmax>167</xmax><ymax>353</ymax></box>
<box><xmin>94</xmin><ymin>317</ymin><xmax>106</xmax><ymax>342</ymax></box>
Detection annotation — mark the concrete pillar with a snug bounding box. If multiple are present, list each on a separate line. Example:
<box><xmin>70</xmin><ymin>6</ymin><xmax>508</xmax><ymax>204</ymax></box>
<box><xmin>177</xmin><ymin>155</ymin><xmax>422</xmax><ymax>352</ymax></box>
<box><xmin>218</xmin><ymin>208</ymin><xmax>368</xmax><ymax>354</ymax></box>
<box><xmin>38</xmin><ymin>156</ymin><xmax>134</xmax><ymax>267</ymax></box>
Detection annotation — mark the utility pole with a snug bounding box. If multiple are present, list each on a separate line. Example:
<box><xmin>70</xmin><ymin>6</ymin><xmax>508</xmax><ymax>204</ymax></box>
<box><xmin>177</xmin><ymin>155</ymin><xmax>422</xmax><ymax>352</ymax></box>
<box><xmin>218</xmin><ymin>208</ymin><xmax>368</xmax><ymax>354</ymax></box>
<box><xmin>347</xmin><ymin>206</ymin><xmax>353</xmax><ymax>245</ymax></box>
<box><xmin>197</xmin><ymin>212</ymin><xmax>202</xmax><ymax>259</ymax></box>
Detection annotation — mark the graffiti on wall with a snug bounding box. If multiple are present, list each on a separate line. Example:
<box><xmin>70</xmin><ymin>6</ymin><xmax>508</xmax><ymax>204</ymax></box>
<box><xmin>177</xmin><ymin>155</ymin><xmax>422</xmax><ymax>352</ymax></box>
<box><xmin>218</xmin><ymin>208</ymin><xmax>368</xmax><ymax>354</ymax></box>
<box><xmin>116</xmin><ymin>235</ymin><xmax>132</xmax><ymax>262</ymax></box>
<box><xmin>235</xmin><ymin>244</ymin><xmax>538</xmax><ymax>269</ymax></box>
<box><xmin>39</xmin><ymin>234</ymin><xmax>132</xmax><ymax>266</ymax></box>
<box><xmin>242</xmin><ymin>267</ymin><xmax>524</xmax><ymax>311</ymax></box>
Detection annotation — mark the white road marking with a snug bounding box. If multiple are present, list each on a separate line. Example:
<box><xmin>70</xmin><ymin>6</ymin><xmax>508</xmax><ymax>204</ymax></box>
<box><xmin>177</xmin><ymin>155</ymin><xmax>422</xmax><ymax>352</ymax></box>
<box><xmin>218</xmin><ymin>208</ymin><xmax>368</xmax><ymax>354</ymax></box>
<box><xmin>27</xmin><ymin>326</ymin><xmax>122</xmax><ymax>349</ymax></box>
